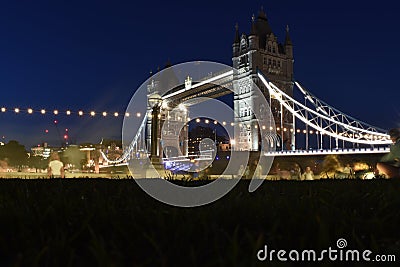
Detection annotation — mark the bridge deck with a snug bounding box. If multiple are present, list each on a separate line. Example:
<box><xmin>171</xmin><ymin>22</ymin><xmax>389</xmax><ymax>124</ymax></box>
<box><xmin>265</xmin><ymin>147</ymin><xmax>389</xmax><ymax>156</ymax></box>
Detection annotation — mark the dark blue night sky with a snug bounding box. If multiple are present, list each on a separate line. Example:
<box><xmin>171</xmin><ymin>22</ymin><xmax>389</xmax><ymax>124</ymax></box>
<box><xmin>0</xmin><ymin>0</ymin><xmax>399</xmax><ymax>149</ymax></box>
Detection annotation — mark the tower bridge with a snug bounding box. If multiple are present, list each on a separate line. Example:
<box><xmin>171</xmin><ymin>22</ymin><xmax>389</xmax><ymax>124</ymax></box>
<box><xmin>99</xmin><ymin>9</ymin><xmax>392</xmax><ymax>171</ymax></box>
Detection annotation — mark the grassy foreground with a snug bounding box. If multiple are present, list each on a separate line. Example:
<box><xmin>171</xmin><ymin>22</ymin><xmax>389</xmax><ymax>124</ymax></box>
<box><xmin>0</xmin><ymin>178</ymin><xmax>399</xmax><ymax>266</ymax></box>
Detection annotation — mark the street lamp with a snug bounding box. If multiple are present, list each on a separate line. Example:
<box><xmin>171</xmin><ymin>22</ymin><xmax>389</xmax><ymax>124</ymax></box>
<box><xmin>148</xmin><ymin>93</ymin><xmax>163</xmax><ymax>159</ymax></box>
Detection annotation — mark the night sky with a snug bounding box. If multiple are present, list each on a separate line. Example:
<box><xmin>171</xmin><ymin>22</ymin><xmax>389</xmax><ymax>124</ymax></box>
<box><xmin>0</xmin><ymin>0</ymin><xmax>399</xmax><ymax>149</ymax></box>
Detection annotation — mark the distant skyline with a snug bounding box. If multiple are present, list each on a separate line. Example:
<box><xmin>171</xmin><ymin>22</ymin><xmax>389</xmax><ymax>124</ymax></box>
<box><xmin>1</xmin><ymin>0</ymin><xmax>399</xmax><ymax>149</ymax></box>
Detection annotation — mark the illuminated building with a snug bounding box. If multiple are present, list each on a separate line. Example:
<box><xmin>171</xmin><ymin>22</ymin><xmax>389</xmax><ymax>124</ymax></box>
<box><xmin>233</xmin><ymin>8</ymin><xmax>294</xmax><ymax>150</ymax></box>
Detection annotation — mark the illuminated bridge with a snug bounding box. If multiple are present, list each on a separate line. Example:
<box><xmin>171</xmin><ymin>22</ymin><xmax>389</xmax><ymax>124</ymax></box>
<box><xmin>100</xmin><ymin>10</ymin><xmax>392</xmax><ymax>167</ymax></box>
<box><xmin>100</xmin><ymin>67</ymin><xmax>391</xmax><ymax>166</ymax></box>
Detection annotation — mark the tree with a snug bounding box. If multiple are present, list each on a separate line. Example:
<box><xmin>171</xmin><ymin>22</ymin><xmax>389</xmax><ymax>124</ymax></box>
<box><xmin>63</xmin><ymin>145</ymin><xmax>85</xmax><ymax>170</ymax></box>
<box><xmin>28</xmin><ymin>156</ymin><xmax>48</xmax><ymax>173</ymax></box>
<box><xmin>0</xmin><ymin>140</ymin><xmax>28</xmax><ymax>170</ymax></box>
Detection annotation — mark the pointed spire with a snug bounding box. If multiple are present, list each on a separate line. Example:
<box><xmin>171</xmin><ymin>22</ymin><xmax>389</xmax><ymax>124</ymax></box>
<box><xmin>258</xmin><ymin>6</ymin><xmax>267</xmax><ymax>20</ymax></box>
<box><xmin>234</xmin><ymin>23</ymin><xmax>240</xmax><ymax>43</ymax></box>
<box><xmin>165</xmin><ymin>58</ymin><xmax>172</xmax><ymax>68</ymax></box>
<box><xmin>250</xmin><ymin>14</ymin><xmax>257</xmax><ymax>35</ymax></box>
<box><xmin>285</xmin><ymin>25</ymin><xmax>292</xmax><ymax>45</ymax></box>
<box><xmin>148</xmin><ymin>70</ymin><xmax>153</xmax><ymax>83</ymax></box>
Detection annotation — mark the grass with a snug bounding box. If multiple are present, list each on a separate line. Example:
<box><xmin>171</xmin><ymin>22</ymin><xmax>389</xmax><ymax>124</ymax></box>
<box><xmin>0</xmin><ymin>178</ymin><xmax>399</xmax><ymax>266</ymax></box>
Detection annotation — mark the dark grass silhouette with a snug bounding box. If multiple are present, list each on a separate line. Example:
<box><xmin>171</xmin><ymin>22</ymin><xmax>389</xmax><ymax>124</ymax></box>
<box><xmin>0</xmin><ymin>179</ymin><xmax>399</xmax><ymax>266</ymax></box>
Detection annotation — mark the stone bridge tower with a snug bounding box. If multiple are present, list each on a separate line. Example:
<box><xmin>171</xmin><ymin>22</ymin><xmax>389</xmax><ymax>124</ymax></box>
<box><xmin>233</xmin><ymin>8</ymin><xmax>294</xmax><ymax>151</ymax></box>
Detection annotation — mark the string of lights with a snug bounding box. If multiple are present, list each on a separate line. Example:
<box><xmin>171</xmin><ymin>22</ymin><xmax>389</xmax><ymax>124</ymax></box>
<box><xmin>0</xmin><ymin>106</ymin><xmax>140</xmax><ymax>118</ymax></box>
<box><xmin>0</xmin><ymin>106</ymin><xmax>390</xmax><ymax>141</ymax></box>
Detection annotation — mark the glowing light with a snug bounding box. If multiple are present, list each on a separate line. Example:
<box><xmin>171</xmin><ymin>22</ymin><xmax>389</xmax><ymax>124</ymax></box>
<box><xmin>27</xmin><ymin>108</ymin><xmax>33</xmax><ymax>114</ymax></box>
<box><xmin>1</xmin><ymin>107</ymin><xmax>5</xmax><ymax>112</ymax></box>
<box><xmin>90</xmin><ymin>111</ymin><xmax>95</xmax><ymax>117</ymax></box>
<box><xmin>45</xmin><ymin>129</ymin><xmax>49</xmax><ymax>133</ymax></box>
<box><xmin>222</xmin><ymin>121</ymin><xmax>226</xmax><ymax>126</ymax></box>
<box><xmin>363</xmin><ymin>172</ymin><xmax>375</xmax><ymax>180</ymax></box>
<box><xmin>53</xmin><ymin>110</ymin><xmax>59</xmax><ymax>115</ymax></box>
<box><xmin>78</xmin><ymin>111</ymin><xmax>83</xmax><ymax>116</ymax></box>
<box><xmin>205</xmin><ymin>119</ymin><xmax>209</xmax><ymax>124</ymax></box>
<box><xmin>230</xmin><ymin>122</ymin><xmax>234</xmax><ymax>126</ymax></box>
<box><xmin>270</xmin><ymin>126</ymin><xmax>273</xmax><ymax>130</ymax></box>
<box><xmin>14</xmin><ymin>108</ymin><xmax>20</xmax><ymax>113</ymax></box>
<box><xmin>353</xmin><ymin>162</ymin><xmax>369</xmax><ymax>171</ymax></box>
<box><xmin>284</xmin><ymin>128</ymin><xmax>287</xmax><ymax>132</ymax></box>
<box><xmin>230</xmin><ymin>139</ymin><xmax>236</xmax><ymax>145</ymax></box>
<box><xmin>114</xmin><ymin>112</ymin><xmax>119</xmax><ymax>117</ymax></box>
<box><xmin>262</xmin><ymin>126</ymin><xmax>266</xmax><ymax>130</ymax></box>
<box><xmin>290</xmin><ymin>128</ymin><xmax>294</xmax><ymax>132</ymax></box>
<box><xmin>66</xmin><ymin>110</ymin><xmax>71</xmax><ymax>115</ymax></box>
<box><xmin>277</xmin><ymin>127</ymin><xmax>280</xmax><ymax>131</ymax></box>
<box><xmin>303</xmin><ymin>130</ymin><xmax>307</xmax><ymax>134</ymax></box>
<box><xmin>196</xmin><ymin>118</ymin><xmax>201</xmax><ymax>123</ymax></box>
<box><xmin>136</xmin><ymin>112</ymin><xmax>141</xmax><ymax>117</ymax></box>
<box><xmin>254</xmin><ymin>125</ymin><xmax>258</xmax><ymax>129</ymax></box>
<box><xmin>41</xmin><ymin>109</ymin><xmax>46</xmax><ymax>114</ymax></box>
<box><xmin>310</xmin><ymin>130</ymin><xmax>314</xmax><ymax>134</ymax></box>
<box><xmin>102</xmin><ymin>112</ymin><xmax>107</xmax><ymax>117</ymax></box>
<box><xmin>125</xmin><ymin>112</ymin><xmax>130</xmax><ymax>117</ymax></box>
<box><xmin>213</xmin><ymin>120</ymin><xmax>218</xmax><ymax>125</ymax></box>
<box><xmin>297</xmin><ymin>129</ymin><xmax>301</xmax><ymax>133</ymax></box>
<box><xmin>162</xmin><ymin>101</ymin><xmax>169</xmax><ymax>109</ymax></box>
<box><xmin>178</xmin><ymin>103</ymin><xmax>186</xmax><ymax>112</ymax></box>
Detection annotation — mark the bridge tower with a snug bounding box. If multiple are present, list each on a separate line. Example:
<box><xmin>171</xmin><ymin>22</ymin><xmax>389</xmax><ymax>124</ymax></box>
<box><xmin>146</xmin><ymin>64</ymin><xmax>189</xmax><ymax>159</ymax></box>
<box><xmin>233</xmin><ymin>8</ymin><xmax>294</xmax><ymax>151</ymax></box>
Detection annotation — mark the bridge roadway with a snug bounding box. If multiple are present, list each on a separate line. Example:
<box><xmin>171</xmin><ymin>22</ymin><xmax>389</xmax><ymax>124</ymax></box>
<box><xmin>265</xmin><ymin>147</ymin><xmax>389</xmax><ymax>156</ymax></box>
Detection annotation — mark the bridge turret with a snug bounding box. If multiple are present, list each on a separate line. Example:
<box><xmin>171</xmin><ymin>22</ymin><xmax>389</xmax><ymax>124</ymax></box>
<box><xmin>284</xmin><ymin>25</ymin><xmax>293</xmax><ymax>58</ymax></box>
<box><xmin>284</xmin><ymin>25</ymin><xmax>294</xmax><ymax>81</ymax></box>
<box><xmin>233</xmin><ymin>23</ymin><xmax>240</xmax><ymax>57</ymax></box>
<box><xmin>248</xmin><ymin>15</ymin><xmax>259</xmax><ymax>50</ymax></box>
<box><xmin>254</xmin><ymin>7</ymin><xmax>273</xmax><ymax>49</ymax></box>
